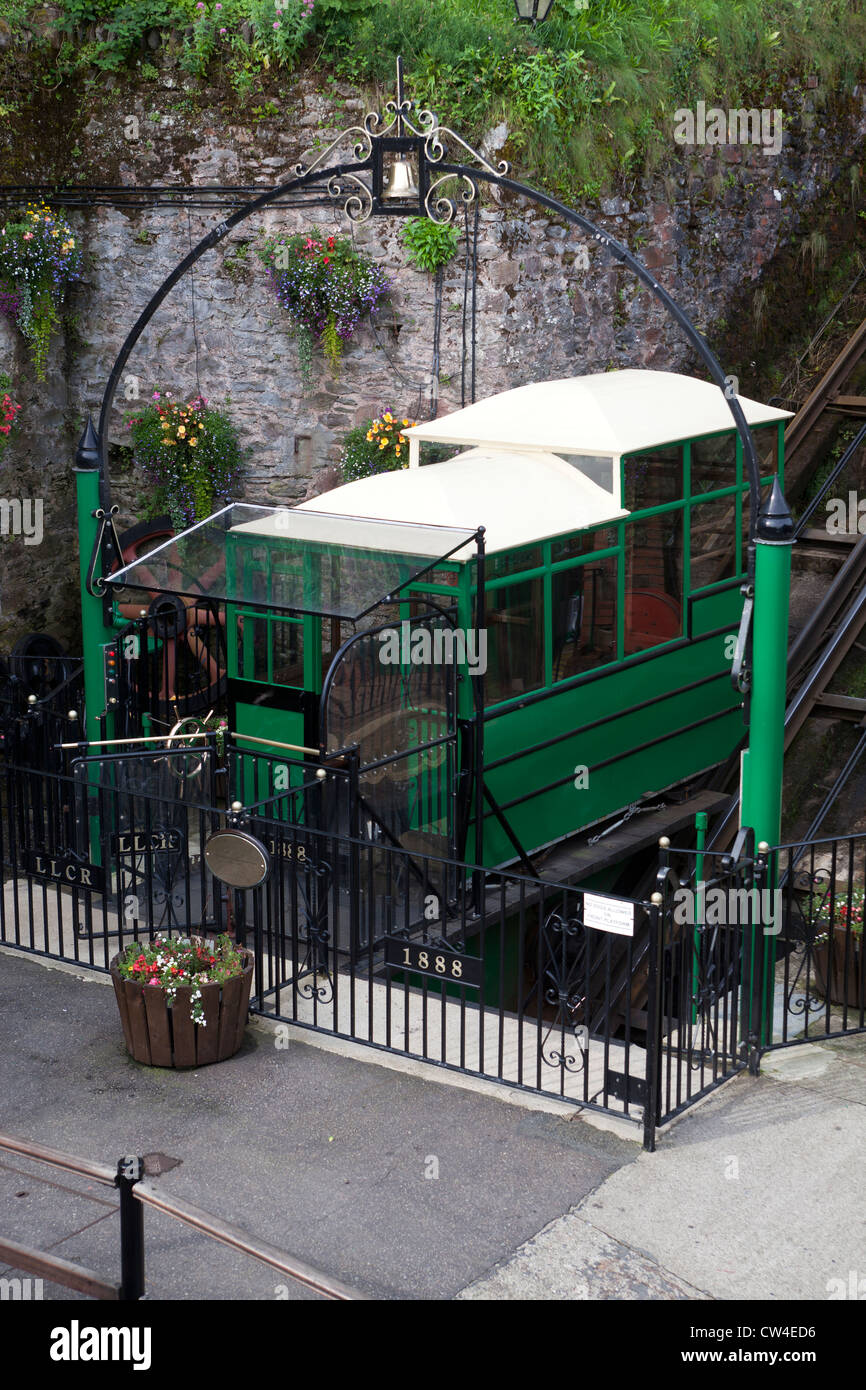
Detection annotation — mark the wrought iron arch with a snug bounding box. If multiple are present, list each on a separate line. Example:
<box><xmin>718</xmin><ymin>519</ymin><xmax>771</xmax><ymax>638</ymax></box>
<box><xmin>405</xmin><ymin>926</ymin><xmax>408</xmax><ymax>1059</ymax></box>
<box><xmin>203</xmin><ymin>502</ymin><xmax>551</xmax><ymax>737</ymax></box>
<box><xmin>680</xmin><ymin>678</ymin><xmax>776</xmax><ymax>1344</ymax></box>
<box><xmin>91</xmin><ymin>67</ymin><xmax>764</xmax><ymax>650</ymax></box>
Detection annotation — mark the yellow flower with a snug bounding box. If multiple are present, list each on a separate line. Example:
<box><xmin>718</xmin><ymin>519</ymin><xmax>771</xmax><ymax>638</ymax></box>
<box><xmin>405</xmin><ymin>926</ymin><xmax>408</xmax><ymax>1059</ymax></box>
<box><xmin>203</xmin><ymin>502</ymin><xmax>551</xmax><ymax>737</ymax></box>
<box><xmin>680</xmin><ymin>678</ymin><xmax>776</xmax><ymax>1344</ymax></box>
<box><xmin>395</xmin><ymin>445</ymin><xmax>401</xmax><ymax>455</ymax></box>
<box><xmin>177</xmin><ymin>425</ymin><xmax>186</xmax><ymax>437</ymax></box>
<box><xmin>402</xmin><ymin>419</ymin><xmax>410</xmax><ymax>427</ymax></box>
<box><xmin>366</xmin><ymin>431</ymin><xmax>373</xmax><ymax>441</ymax></box>
<box><xmin>384</xmin><ymin>412</ymin><xmax>393</xmax><ymax>422</ymax></box>
<box><xmin>189</xmin><ymin>437</ymin><xmax>198</xmax><ymax>447</ymax></box>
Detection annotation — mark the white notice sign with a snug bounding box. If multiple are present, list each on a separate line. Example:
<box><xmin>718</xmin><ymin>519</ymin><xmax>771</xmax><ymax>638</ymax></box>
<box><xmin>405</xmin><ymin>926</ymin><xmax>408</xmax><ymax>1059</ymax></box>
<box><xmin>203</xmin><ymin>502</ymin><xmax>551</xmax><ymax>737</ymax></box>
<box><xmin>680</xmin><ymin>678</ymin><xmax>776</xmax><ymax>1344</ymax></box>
<box><xmin>582</xmin><ymin>893</ymin><xmax>635</xmax><ymax>937</ymax></box>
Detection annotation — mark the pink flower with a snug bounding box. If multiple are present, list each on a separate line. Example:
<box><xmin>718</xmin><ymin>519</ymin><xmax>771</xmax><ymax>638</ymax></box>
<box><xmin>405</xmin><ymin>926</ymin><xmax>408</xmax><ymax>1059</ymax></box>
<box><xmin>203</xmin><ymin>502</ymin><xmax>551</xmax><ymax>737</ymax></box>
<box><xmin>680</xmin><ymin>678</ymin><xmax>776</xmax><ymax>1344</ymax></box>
<box><xmin>273</xmin><ymin>19</ymin><xmax>280</xmax><ymax>27</ymax></box>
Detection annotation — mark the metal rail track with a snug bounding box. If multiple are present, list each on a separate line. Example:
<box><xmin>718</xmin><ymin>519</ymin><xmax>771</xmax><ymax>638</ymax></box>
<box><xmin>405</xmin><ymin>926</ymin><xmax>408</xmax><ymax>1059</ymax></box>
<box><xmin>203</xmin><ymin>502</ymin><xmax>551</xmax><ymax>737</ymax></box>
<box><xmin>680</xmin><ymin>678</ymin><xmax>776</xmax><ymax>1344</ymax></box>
<box><xmin>782</xmin><ymin>314</ymin><xmax>866</xmax><ymax>476</ymax></box>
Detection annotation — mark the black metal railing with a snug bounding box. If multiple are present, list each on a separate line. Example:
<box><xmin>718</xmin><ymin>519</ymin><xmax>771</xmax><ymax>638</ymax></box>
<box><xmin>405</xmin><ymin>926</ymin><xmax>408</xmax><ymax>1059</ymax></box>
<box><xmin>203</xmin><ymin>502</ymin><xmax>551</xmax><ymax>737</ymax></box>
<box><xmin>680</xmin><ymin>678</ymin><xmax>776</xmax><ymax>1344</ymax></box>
<box><xmin>4</xmin><ymin>746</ymin><xmax>863</xmax><ymax>1147</ymax></box>
<box><xmin>773</xmin><ymin>833</ymin><xmax>866</xmax><ymax>1044</ymax></box>
<box><xmin>0</xmin><ymin>751</ymin><xmax>653</xmax><ymax>1126</ymax></box>
<box><xmin>645</xmin><ymin>831</ymin><xmax>768</xmax><ymax>1140</ymax></box>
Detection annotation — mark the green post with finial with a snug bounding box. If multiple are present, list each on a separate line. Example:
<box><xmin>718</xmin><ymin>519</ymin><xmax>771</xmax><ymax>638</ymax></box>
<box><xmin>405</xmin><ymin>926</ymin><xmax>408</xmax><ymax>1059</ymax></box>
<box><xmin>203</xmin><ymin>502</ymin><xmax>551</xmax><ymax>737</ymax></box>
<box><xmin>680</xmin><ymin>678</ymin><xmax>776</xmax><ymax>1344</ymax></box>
<box><xmin>740</xmin><ymin>477</ymin><xmax>794</xmax><ymax>1044</ymax></box>
<box><xmin>74</xmin><ymin>417</ymin><xmax>116</xmax><ymax>746</ymax></box>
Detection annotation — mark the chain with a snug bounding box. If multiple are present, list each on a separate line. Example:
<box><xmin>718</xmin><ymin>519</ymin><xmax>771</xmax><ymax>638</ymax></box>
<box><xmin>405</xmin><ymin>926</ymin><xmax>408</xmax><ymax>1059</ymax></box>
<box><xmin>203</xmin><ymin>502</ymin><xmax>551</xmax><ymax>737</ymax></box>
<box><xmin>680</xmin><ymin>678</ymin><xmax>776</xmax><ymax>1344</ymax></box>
<box><xmin>587</xmin><ymin>800</ymin><xmax>668</xmax><ymax>846</ymax></box>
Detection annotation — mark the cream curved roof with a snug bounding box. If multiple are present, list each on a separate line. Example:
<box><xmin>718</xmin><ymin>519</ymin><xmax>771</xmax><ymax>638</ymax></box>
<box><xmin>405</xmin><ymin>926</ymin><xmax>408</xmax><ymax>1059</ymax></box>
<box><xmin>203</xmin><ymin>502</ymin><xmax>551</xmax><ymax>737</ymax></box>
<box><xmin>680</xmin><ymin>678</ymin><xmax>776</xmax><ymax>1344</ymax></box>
<box><xmin>295</xmin><ymin>448</ymin><xmax>626</xmax><ymax>558</ymax></box>
<box><xmin>402</xmin><ymin>370</ymin><xmax>791</xmax><ymax>456</ymax></box>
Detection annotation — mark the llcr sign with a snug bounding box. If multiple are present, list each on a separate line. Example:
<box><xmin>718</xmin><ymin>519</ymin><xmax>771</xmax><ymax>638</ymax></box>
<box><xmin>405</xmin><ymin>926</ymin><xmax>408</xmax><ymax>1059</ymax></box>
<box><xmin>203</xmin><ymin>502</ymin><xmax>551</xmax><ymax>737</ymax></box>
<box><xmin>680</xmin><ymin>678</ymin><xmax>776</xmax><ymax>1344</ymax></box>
<box><xmin>24</xmin><ymin>852</ymin><xmax>106</xmax><ymax>892</ymax></box>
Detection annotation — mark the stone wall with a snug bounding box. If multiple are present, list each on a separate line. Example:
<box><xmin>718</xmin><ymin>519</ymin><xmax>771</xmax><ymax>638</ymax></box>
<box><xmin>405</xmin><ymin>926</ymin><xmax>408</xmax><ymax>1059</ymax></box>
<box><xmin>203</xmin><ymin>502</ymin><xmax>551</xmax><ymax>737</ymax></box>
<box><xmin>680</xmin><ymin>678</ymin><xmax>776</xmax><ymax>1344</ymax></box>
<box><xmin>1</xmin><ymin>66</ymin><xmax>865</xmax><ymax>650</ymax></box>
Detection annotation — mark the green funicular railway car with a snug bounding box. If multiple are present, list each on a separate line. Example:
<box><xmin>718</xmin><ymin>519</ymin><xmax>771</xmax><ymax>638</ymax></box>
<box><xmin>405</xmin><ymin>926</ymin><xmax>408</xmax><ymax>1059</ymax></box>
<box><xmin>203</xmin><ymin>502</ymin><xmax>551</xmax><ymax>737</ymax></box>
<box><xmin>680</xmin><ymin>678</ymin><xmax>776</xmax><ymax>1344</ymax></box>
<box><xmin>113</xmin><ymin>369</ymin><xmax>790</xmax><ymax>881</ymax></box>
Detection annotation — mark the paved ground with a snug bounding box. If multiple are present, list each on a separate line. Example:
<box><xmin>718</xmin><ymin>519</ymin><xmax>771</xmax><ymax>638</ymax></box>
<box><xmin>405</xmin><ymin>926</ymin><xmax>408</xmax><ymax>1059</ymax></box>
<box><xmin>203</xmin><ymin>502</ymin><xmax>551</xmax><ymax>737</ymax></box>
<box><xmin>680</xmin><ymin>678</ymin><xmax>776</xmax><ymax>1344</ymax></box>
<box><xmin>461</xmin><ymin>1041</ymin><xmax>866</xmax><ymax>1301</ymax></box>
<box><xmin>1</xmin><ymin>948</ymin><xmax>864</xmax><ymax>1301</ymax></box>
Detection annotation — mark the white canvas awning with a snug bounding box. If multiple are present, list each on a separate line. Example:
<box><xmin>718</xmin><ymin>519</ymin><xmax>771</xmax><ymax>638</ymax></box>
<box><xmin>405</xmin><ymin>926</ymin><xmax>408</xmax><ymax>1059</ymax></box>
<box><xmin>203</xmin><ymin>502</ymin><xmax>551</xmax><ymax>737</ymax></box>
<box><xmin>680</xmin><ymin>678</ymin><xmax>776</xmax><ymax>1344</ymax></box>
<box><xmin>402</xmin><ymin>370</ymin><xmax>792</xmax><ymax>460</ymax></box>
<box><xmin>295</xmin><ymin>448</ymin><xmax>626</xmax><ymax>557</ymax></box>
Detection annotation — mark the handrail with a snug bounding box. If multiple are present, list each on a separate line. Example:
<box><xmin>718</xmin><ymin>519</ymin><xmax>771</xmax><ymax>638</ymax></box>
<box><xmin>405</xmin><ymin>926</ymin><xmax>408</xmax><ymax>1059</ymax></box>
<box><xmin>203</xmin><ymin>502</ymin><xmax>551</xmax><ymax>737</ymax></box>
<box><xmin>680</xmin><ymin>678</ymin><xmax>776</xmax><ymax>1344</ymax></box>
<box><xmin>133</xmin><ymin>1180</ymin><xmax>366</xmax><ymax>1301</ymax></box>
<box><xmin>0</xmin><ymin>1132</ymin><xmax>366</xmax><ymax>1302</ymax></box>
<box><xmin>0</xmin><ymin>1237</ymin><xmax>120</xmax><ymax>1300</ymax></box>
<box><xmin>0</xmin><ymin>1132</ymin><xmax>117</xmax><ymax>1186</ymax></box>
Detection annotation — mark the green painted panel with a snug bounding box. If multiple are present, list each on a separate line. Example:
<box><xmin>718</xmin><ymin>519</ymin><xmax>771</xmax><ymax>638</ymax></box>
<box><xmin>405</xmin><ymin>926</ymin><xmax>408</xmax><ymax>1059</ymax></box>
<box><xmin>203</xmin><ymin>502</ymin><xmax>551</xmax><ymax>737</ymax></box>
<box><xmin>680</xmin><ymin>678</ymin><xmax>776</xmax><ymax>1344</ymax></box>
<box><xmin>476</xmin><ymin>586</ymin><xmax>745</xmax><ymax>866</ymax></box>
<box><xmin>235</xmin><ymin>701</ymin><xmax>305</xmax><ymax>753</ymax></box>
<box><xmin>691</xmin><ymin>586</ymin><xmax>742</xmax><ymax>638</ymax></box>
<box><xmin>234</xmin><ymin>701</ymin><xmax>306</xmax><ymax>809</ymax></box>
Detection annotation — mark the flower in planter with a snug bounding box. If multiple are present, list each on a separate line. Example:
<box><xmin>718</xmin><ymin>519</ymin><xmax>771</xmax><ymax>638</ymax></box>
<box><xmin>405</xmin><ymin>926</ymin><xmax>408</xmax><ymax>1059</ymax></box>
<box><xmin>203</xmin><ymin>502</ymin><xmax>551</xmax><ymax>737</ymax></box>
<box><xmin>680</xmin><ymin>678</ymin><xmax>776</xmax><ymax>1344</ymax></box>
<box><xmin>115</xmin><ymin>933</ymin><xmax>246</xmax><ymax>1025</ymax></box>
<box><xmin>340</xmin><ymin>409</ymin><xmax>417</xmax><ymax>483</ymax></box>
<box><xmin>0</xmin><ymin>203</ymin><xmax>82</xmax><ymax>380</ymax></box>
<box><xmin>811</xmin><ymin>883</ymin><xmax>864</xmax><ymax>946</ymax></box>
<box><xmin>126</xmin><ymin>391</ymin><xmax>246</xmax><ymax>530</ymax></box>
<box><xmin>257</xmin><ymin>231</ymin><xmax>389</xmax><ymax>387</ymax></box>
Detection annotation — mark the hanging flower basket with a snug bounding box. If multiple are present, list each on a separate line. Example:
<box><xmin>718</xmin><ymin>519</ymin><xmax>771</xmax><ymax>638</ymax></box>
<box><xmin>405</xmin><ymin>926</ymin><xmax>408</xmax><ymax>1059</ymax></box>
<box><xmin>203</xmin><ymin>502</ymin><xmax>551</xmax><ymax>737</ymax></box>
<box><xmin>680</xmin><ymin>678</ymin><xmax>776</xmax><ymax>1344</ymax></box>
<box><xmin>340</xmin><ymin>409</ymin><xmax>417</xmax><ymax>483</ymax></box>
<box><xmin>126</xmin><ymin>391</ymin><xmax>245</xmax><ymax>530</ymax></box>
<box><xmin>0</xmin><ymin>203</ymin><xmax>82</xmax><ymax>379</ymax></box>
<box><xmin>110</xmin><ymin>934</ymin><xmax>254</xmax><ymax>1069</ymax></box>
<box><xmin>258</xmin><ymin>231</ymin><xmax>389</xmax><ymax>386</ymax></box>
<box><xmin>0</xmin><ymin>372</ymin><xmax>21</xmax><ymax>458</ymax></box>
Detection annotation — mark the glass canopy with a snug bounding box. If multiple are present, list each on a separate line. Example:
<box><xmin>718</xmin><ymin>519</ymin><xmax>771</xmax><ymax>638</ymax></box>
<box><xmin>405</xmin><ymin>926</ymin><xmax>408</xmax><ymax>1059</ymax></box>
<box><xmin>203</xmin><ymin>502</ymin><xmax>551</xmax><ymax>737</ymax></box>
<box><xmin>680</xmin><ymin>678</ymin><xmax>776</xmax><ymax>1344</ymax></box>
<box><xmin>107</xmin><ymin>503</ymin><xmax>477</xmax><ymax>621</ymax></box>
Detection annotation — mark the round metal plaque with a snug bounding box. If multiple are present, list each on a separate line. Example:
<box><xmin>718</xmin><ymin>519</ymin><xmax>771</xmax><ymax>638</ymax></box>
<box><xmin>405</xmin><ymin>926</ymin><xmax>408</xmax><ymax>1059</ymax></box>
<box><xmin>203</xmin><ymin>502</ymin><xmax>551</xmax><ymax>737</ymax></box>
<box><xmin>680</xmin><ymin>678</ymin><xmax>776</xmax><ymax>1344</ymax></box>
<box><xmin>204</xmin><ymin>829</ymin><xmax>270</xmax><ymax>889</ymax></box>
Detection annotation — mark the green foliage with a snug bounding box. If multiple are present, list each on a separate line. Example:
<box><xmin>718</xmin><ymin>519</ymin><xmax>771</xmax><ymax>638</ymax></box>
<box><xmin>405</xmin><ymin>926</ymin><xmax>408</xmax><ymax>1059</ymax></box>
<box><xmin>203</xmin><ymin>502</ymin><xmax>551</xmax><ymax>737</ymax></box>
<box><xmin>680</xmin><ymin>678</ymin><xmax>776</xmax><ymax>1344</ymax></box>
<box><xmin>400</xmin><ymin>218</ymin><xmax>460</xmax><ymax>275</ymax></box>
<box><xmin>53</xmin><ymin>0</ymin><xmax>183</xmax><ymax>75</ymax></box>
<box><xmin>222</xmin><ymin>238</ymin><xmax>251</xmax><ymax>280</ymax></box>
<box><xmin>5</xmin><ymin>0</ymin><xmax>866</xmax><ymax>196</ymax></box>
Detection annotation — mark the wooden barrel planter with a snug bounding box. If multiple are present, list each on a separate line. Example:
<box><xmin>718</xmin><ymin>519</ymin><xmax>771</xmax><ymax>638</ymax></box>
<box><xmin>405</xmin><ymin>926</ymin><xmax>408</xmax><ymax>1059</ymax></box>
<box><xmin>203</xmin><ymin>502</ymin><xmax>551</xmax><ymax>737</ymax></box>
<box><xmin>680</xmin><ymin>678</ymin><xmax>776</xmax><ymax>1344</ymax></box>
<box><xmin>110</xmin><ymin>946</ymin><xmax>254</xmax><ymax>1069</ymax></box>
<box><xmin>812</xmin><ymin>930</ymin><xmax>864</xmax><ymax>1010</ymax></box>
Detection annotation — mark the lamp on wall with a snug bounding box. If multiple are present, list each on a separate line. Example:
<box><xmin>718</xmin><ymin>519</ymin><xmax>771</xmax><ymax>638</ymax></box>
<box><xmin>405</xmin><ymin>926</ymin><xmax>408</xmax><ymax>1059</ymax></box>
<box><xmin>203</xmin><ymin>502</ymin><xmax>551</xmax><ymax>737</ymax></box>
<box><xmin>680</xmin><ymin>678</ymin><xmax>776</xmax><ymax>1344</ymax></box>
<box><xmin>513</xmin><ymin>0</ymin><xmax>556</xmax><ymax>23</ymax></box>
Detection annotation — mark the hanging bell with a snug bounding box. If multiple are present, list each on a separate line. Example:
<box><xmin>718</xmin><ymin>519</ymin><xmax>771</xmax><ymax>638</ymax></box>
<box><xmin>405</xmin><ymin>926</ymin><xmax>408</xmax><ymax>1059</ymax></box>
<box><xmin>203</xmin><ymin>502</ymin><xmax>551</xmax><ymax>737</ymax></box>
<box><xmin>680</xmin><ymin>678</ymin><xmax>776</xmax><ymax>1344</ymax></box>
<box><xmin>382</xmin><ymin>155</ymin><xmax>419</xmax><ymax>202</ymax></box>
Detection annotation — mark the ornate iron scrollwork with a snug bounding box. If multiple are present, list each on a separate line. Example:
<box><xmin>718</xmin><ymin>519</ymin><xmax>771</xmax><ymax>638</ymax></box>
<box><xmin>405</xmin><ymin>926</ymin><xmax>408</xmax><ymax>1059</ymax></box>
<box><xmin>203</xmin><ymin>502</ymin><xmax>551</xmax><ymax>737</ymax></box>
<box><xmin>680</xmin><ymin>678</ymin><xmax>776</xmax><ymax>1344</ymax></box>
<box><xmin>292</xmin><ymin>71</ymin><xmax>510</xmax><ymax>226</ymax></box>
<box><xmin>782</xmin><ymin>867</ymin><xmax>832</xmax><ymax>1020</ymax></box>
<box><xmin>294</xmin><ymin>855</ymin><xmax>335</xmax><ymax>1004</ymax></box>
<box><xmin>538</xmin><ymin>909</ymin><xmax>589</xmax><ymax>1075</ymax></box>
